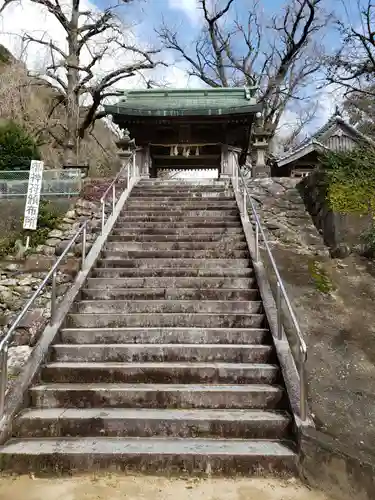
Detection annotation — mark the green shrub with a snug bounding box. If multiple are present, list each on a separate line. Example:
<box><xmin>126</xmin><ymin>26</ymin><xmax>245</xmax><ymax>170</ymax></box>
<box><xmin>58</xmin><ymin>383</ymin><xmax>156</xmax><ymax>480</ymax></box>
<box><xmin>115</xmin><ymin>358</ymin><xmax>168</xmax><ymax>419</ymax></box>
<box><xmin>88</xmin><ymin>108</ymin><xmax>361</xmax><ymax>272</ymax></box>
<box><xmin>320</xmin><ymin>146</ymin><xmax>375</xmax><ymax>215</ymax></box>
<box><xmin>0</xmin><ymin>200</ymin><xmax>62</xmax><ymax>259</ymax></box>
<box><xmin>22</xmin><ymin>200</ymin><xmax>62</xmax><ymax>248</ymax></box>
<box><xmin>0</xmin><ymin>122</ymin><xmax>40</xmax><ymax>171</ymax></box>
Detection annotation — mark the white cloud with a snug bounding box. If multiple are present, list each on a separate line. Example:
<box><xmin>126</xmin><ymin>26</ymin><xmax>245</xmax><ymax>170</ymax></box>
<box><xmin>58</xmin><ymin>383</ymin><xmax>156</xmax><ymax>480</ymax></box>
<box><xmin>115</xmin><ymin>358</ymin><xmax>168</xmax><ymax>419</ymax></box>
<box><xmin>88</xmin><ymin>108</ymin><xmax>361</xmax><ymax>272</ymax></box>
<box><xmin>167</xmin><ymin>0</ymin><xmax>201</xmax><ymax>24</ymax></box>
<box><xmin>0</xmin><ymin>0</ymin><xmax>192</xmax><ymax>93</ymax></box>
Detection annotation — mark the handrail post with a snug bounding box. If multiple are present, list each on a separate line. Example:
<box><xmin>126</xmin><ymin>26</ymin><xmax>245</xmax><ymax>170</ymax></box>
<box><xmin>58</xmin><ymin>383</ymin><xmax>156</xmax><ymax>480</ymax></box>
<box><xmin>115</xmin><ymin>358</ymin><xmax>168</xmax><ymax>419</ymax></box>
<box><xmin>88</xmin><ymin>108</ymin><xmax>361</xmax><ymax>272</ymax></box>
<box><xmin>276</xmin><ymin>282</ymin><xmax>282</xmax><ymax>340</ymax></box>
<box><xmin>243</xmin><ymin>187</ymin><xmax>248</xmax><ymax>221</ymax></box>
<box><xmin>50</xmin><ymin>270</ymin><xmax>57</xmax><ymax>324</ymax></box>
<box><xmin>300</xmin><ymin>349</ymin><xmax>307</xmax><ymax>421</ymax></box>
<box><xmin>255</xmin><ymin>223</ymin><xmax>259</xmax><ymax>262</ymax></box>
<box><xmin>0</xmin><ymin>343</ymin><xmax>8</xmax><ymax>416</ymax></box>
<box><xmin>81</xmin><ymin>223</ymin><xmax>87</xmax><ymax>270</ymax></box>
<box><xmin>101</xmin><ymin>201</ymin><xmax>105</xmax><ymax>234</ymax></box>
<box><xmin>127</xmin><ymin>162</ymin><xmax>130</xmax><ymax>188</ymax></box>
<box><xmin>112</xmin><ymin>184</ymin><xmax>116</xmax><ymax>213</ymax></box>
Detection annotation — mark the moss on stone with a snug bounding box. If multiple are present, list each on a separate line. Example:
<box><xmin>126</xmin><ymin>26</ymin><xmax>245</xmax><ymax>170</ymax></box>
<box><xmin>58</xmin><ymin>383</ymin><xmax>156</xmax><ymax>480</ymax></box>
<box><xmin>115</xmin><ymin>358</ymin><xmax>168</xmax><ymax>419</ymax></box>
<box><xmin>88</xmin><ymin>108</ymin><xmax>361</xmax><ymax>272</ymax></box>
<box><xmin>308</xmin><ymin>260</ymin><xmax>335</xmax><ymax>294</ymax></box>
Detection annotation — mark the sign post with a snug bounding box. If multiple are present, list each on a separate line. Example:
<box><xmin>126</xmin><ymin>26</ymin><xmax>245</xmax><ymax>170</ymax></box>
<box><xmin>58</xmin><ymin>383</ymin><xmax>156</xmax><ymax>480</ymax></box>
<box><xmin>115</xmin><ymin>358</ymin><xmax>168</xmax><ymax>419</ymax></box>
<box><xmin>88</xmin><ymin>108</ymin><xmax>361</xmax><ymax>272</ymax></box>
<box><xmin>23</xmin><ymin>160</ymin><xmax>44</xmax><ymax>250</ymax></box>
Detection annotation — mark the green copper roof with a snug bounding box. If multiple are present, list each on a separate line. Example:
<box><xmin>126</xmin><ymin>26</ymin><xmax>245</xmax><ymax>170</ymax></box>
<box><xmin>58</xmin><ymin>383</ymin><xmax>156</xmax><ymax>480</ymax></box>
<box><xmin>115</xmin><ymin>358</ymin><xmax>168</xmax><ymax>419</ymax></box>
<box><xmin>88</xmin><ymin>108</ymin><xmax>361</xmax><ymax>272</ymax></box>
<box><xmin>105</xmin><ymin>88</ymin><xmax>260</xmax><ymax>117</ymax></box>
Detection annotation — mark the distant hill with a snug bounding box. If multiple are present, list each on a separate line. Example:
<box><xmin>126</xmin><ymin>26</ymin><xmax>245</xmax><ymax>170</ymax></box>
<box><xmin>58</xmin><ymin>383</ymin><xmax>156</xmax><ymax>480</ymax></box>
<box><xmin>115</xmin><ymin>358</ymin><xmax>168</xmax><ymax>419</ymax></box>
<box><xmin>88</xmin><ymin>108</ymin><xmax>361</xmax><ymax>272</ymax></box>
<box><xmin>0</xmin><ymin>43</ymin><xmax>120</xmax><ymax>176</ymax></box>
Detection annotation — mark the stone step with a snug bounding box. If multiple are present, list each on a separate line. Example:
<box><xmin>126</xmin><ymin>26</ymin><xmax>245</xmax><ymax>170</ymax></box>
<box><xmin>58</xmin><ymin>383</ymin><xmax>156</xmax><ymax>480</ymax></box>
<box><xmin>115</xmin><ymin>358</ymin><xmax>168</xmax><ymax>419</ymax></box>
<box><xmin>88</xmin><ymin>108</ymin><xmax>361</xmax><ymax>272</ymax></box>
<box><xmin>65</xmin><ymin>313</ymin><xmax>265</xmax><ymax>329</ymax></box>
<box><xmin>104</xmin><ymin>241</ymin><xmax>248</xmax><ymax>252</ymax></box>
<box><xmin>128</xmin><ymin>196</ymin><xmax>235</xmax><ymax>202</ymax></box>
<box><xmin>51</xmin><ymin>344</ymin><xmax>274</xmax><ymax>363</ymax></box>
<box><xmin>30</xmin><ymin>383</ymin><xmax>286</xmax><ymax>409</ymax></box>
<box><xmin>59</xmin><ymin>327</ymin><xmax>271</xmax><ymax>345</ymax></box>
<box><xmin>116</xmin><ymin>213</ymin><xmax>240</xmax><ymax>220</ymax></box>
<box><xmin>124</xmin><ymin>203</ymin><xmax>238</xmax><ymax>210</ymax></box>
<box><xmin>117</xmin><ymin>210</ymin><xmax>239</xmax><ymax>217</ymax></box>
<box><xmin>114</xmin><ymin>222</ymin><xmax>242</xmax><ymax>229</ymax></box>
<box><xmin>91</xmin><ymin>268</ymin><xmax>254</xmax><ymax>278</ymax></box>
<box><xmin>15</xmin><ymin>408</ymin><xmax>291</xmax><ymax>439</ymax></box>
<box><xmin>81</xmin><ymin>288</ymin><xmax>259</xmax><ymax>302</ymax></box>
<box><xmin>73</xmin><ymin>300</ymin><xmax>263</xmax><ymax>315</ymax></box>
<box><xmin>42</xmin><ymin>361</ymin><xmax>279</xmax><ymax>384</ymax></box>
<box><xmin>111</xmin><ymin>227</ymin><xmax>244</xmax><ymax>235</ymax></box>
<box><xmin>85</xmin><ymin>277</ymin><xmax>256</xmax><ymax>289</ymax></box>
<box><xmin>97</xmin><ymin>258</ymin><xmax>250</xmax><ymax>269</ymax></box>
<box><xmin>135</xmin><ymin>182</ymin><xmax>228</xmax><ymax>188</ymax></box>
<box><xmin>101</xmin><ymin>250</ymin><xmax>249</xmax><ymax>260</ymax></box>
<box><xmin>0</xmin><ymin>437</ymin><xmax>297</xmax><ymax>475</ymax></box>
<box><xmin>107</xmin><ymin>233</ymin><xmax>246</xmax><ymax>242</ymax></box>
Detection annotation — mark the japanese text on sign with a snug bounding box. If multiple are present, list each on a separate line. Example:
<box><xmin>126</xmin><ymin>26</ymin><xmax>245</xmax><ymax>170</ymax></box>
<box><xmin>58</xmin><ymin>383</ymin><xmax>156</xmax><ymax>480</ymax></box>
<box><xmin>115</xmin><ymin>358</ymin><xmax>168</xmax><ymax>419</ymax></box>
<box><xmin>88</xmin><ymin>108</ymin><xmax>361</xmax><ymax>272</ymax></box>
<box><xmin>23</xmin><ymin>160</ymin><xmax>44</xmax><ymax>230</ymax></box>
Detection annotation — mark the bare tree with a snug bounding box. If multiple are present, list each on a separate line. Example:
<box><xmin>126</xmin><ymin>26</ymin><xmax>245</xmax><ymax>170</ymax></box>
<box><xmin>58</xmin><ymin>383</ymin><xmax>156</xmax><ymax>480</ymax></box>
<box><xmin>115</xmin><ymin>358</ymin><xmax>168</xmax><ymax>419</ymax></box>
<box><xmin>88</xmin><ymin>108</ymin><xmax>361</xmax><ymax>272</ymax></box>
<box><xmin>158</xmin><ymin>0</ymin><xmax>327</xmax><ymax>138</ymax></box>
<box><xmin>326</xmin><ymin>0</ymin><xmax>375</xmax><ymax>97</ymax></box>
<box><xmin>343</xmin><ymin>84</ymin><xmax>375</xmax><ymax>138</ymax></box>
<box><xmin>0</xmin><ymin>0</ymin><xmax>163</xmax><ymax>164</ymax></box>
<box><xmin>271</xmin><ymin>99</ymin><xmax>319</xmax><ymax>155</ymax></box>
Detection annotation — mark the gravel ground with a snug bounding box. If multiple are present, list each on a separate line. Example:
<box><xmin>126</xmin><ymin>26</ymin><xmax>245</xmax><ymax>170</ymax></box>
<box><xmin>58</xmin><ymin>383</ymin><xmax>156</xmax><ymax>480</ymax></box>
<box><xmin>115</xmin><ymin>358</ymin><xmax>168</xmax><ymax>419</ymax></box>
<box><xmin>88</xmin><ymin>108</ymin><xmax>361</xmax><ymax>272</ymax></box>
<box><xmin>0</xmin><ymin>474</ymin><xmax>333</xmax><ymax>500</ymax></box>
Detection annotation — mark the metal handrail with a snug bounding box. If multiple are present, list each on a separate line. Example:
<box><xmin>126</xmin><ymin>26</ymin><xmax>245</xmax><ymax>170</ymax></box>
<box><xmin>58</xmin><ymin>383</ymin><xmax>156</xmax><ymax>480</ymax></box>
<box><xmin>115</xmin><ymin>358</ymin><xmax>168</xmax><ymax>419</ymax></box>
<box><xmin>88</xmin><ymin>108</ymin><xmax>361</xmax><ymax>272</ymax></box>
<box><xmin>0</xmin><ymin>221</ymin><xmax>88</xmax><ymax>416</ymax></box>
<box><xmin>233</xmin><ymin>159</ymin><xmax>308</xmax><ymax>422</ymax></box>
<box><xmin>100</xmin><ymin>151</ymin><xmax>137</xmax><ymax>233</ymax></box>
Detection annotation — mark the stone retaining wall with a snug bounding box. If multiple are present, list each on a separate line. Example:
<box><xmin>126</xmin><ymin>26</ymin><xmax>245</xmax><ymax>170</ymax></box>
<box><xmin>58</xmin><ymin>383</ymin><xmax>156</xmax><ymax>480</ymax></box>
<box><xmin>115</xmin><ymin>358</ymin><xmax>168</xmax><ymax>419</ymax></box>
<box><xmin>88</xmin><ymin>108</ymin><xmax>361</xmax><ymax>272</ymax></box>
<box><xmin>299</xmin><ymin>169</ymin><xmax>371</xmax><ymax>258</ymax></box>
<box><xmin>0</xmin><ymin>197</ymin><xmax>102</xmax><ymax>381</ymax></box>
<box><xmin>247</xmin><ymin>177</ymin><xmax>375</xmax><ymax>500</ymax></box>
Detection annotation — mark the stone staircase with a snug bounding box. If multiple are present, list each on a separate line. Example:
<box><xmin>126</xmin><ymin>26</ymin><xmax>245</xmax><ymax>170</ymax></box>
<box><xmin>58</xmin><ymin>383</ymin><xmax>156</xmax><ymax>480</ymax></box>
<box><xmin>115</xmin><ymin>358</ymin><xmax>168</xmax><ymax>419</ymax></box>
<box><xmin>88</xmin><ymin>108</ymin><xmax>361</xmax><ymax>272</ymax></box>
<box><xmin>0</xmin><ymin>179</ymin><xmax>297</xmax><ymax>474</ymax></box>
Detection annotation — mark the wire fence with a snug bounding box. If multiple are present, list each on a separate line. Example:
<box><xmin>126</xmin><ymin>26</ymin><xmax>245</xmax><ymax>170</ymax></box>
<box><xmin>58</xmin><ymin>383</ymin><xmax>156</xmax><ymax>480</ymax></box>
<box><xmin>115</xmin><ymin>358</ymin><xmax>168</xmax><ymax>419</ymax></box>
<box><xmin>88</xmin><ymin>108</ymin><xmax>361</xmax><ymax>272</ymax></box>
<box><xmin>0</xmin><ymin>169</ymin><xmax>83</xmax><ymax>198</ymax></box>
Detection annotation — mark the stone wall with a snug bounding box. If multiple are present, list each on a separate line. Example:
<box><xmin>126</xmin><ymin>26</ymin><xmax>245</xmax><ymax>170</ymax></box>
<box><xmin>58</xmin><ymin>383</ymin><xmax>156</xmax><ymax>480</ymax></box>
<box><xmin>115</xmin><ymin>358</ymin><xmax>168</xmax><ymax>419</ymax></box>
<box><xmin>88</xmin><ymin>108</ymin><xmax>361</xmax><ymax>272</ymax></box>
<box><xmin>0</xmin><ymin>196</ymin><xmax>102</xmax><ymax>381</ymax></box>
<box><xmin>246</xmin><ymin>177</ymin><xmax>328</xmax><ymax>257</ymax></box>
<box><xmin>247</xmin><ymin>177</ymin><xmax>375</xmax><ymax>500</ymax></box>
<box><xmin>298</xmin><ymin>169</ymin><xmax>371</xmax><ymax>258</ymax></box>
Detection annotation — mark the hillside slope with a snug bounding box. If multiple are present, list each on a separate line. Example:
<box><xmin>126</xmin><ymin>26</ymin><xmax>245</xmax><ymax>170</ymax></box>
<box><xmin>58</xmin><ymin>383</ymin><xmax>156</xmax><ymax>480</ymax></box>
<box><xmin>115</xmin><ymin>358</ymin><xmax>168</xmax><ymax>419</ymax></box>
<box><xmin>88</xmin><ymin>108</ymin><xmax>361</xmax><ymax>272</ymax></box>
<box><xmin>0</xmin><ymin>44</ymin><xmax>120</xmax><ymax>176</ymax></box>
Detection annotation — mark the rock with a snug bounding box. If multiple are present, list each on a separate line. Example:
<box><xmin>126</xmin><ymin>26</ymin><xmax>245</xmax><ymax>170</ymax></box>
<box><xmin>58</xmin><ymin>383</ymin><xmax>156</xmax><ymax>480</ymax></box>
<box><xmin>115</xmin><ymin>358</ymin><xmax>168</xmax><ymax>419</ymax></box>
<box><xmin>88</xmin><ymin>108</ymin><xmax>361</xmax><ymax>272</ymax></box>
<box><xmin>41</xmin><ymin>245</ymin><xmax>56</xmax><ymax>257</ymax></box>
<box><xmin>65</xmin><ymin>210</ymin><xmax>76</xmax><ymax>219</ymax></box>
<box><xmin>55</xmin><ymin>240</ymin><xmax>71</xmax><ymax>256</ymax></box>
<box><xmin>330</xmin><ymin>243</ymin><xmax>351</xmax><ymax>259</ymax></box>
<box><xmin>265</xmin><ymin>220</ymin><xmax>284</xmax><ymax>231</ymax></box>
<box><xmin>75</xmin><ymin>199</ymin><xmax>98</xmax><ymax>212</ymax></box>
<box><xmin>4</xmin><ymin>263</ymin><xmax>19</xmax><ymax>272</ymax></box>
<box><xmin>12</xmin><ymin>308</ymin><xmax>47</xmax><ymax>346</ymax></box>
<box><xmin>0</xmin><ymin>278</ymin><xmax>18</xmax><ymax>287</ymax></box>
<box><xmin>76</xmin><ymin>207</ymin><xmax>93</xmax><ymax>217</ymax></box>
<box><xmin>48</xmin><ymin>229</ymin><xmax>64</xmax><ymax>239</ymax></box>
<box><xmin>13</xmin><ymin>285</ymin><xmax>32</xmax><ymax>295</ymax></box>
<box><xmin>7</xmin><ymin>345</ymin><xmax>33</xmax><ymax>377</ymax></box>
<box><xmin>45</xmin><ymin>238</ymin><xmax>63</xmax><ymax>247</ymax></box>
<box><xmin>24</xmin><ymin>256</ymin><xmax>55</xmax><ymax>272</ymax></box>
<box><xmin>62</xmin><ymin>217</ymin><xmax>76</xmax><ymax>224</ymax></box>
<box><xmin>18</xmin><ymin>275</ymin><xmax>38</xmax><ymax>287</ymax></box>
<box><xmin>0</xmin><ymin>289</ymin><xmax>16</xmax><ymax>305</ymax></box>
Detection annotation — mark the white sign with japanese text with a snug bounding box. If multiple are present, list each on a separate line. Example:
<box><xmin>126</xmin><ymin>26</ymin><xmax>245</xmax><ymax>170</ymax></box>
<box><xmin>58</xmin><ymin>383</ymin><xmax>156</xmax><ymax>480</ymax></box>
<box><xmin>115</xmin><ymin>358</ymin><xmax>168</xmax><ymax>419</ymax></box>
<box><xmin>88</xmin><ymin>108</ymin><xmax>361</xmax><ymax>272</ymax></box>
<box><xmin>23</xmin><ymin>160</ymin><xmax>44</xmax><ymax>230</ymax></box>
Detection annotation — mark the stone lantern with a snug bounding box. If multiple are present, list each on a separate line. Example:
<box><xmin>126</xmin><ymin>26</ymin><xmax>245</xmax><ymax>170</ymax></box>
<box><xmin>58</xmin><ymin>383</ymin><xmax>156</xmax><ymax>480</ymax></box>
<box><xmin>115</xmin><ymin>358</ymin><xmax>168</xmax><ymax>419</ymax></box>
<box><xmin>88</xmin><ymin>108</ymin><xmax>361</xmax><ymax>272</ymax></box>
<box><xmin>252</xmin><ymin>112</ymin><xmax>271</xmax><ymax>178</ymax></box>
<box><xmin>116</xmin><ymin>128</ymin><xmax>136</xmax><ymax>161</ymax></box>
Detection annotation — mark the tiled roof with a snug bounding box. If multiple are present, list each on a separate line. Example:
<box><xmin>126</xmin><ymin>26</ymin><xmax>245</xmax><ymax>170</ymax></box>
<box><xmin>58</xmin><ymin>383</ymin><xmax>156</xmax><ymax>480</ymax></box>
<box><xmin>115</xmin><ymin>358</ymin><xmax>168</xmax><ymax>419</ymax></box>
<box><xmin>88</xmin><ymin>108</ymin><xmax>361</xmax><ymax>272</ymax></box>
<box><xmin>277</xmin><ymin>111</ymin><xmax>375</xmax><ymax>167</ymax></box>
<box><xmin>105</xmin><ymin>88</ymin><xmax>261</xmax><ymax>117</ymax></box>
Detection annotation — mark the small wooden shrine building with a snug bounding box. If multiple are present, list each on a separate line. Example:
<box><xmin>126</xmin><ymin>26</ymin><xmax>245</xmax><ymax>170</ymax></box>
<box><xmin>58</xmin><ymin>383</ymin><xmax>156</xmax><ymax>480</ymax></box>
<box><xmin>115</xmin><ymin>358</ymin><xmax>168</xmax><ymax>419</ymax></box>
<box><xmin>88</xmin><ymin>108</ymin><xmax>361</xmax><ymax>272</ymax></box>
<box><xmin>275</xmin><ymin>109</ymin><xmax>375</xmax><ymax>178</ymax></box>
<box><xmin>105</xmin><ymin>88</ymin><xmax>268</xmax><ymax>178</ymax></box>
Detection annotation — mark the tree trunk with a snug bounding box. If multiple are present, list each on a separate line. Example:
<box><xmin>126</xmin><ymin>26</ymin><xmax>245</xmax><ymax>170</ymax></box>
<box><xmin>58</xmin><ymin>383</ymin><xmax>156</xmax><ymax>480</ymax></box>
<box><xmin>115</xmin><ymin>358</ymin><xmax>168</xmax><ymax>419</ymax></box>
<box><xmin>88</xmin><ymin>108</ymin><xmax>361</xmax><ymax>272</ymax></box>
<box><xmin>64</xmin><ymin>4</ymin><xmax>80</xmax><ymax>165</ymax></box>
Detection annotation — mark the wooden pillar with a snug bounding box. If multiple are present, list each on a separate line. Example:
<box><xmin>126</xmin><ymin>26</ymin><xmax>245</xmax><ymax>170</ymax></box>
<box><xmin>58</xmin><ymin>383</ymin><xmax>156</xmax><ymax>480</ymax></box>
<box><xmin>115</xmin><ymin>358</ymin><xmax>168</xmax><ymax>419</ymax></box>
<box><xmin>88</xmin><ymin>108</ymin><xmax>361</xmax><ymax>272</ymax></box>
<box><xmin>220</xmin><ymin>144</ymin><xmax>231</xmax><ymax>178</ymax></box>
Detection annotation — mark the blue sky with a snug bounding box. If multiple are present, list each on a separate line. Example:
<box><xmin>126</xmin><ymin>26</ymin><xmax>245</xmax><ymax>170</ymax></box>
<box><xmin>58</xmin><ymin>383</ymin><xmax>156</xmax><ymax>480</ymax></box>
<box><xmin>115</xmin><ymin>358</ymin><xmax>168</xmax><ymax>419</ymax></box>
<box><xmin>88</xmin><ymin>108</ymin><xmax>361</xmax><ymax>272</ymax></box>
<box><xmin>88</xmin><ymin>0</ymin><xmax>368</xmax><ymax>135</ymax></box>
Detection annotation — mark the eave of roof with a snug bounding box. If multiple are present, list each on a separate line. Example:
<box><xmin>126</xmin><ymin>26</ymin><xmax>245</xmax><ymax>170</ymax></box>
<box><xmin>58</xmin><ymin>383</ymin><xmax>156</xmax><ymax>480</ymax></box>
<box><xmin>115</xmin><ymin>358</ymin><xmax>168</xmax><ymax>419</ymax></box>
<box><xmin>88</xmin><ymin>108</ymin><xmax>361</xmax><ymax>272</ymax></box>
<box><xmin>105</xmin><ymin>103</ymin><xmax>262</xmax><ymax>118</ymax></box>
<box><xmin>104</xmin><ymin>87</ymin><xmax>262</xmax><ymax>118</ymax></box>
<box><xmin>277</xmin><ymin>140</ymin><xmax>329</xmax><ymax>167</ymax></box>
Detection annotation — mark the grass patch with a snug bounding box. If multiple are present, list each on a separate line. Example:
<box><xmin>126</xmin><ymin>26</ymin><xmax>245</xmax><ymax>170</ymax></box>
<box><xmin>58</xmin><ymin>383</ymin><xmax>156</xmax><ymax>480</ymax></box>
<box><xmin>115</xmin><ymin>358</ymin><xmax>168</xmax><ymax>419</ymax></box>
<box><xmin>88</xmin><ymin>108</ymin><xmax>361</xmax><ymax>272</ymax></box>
<box><xmin>0</xmin><ymin>200</ymin><xmax>63</xmax><ymax>260</ymax></box>
<box><xmin>308</xmin><ymin>259</ymin><xmax>335</xmax><ymax>294</ymax></box>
